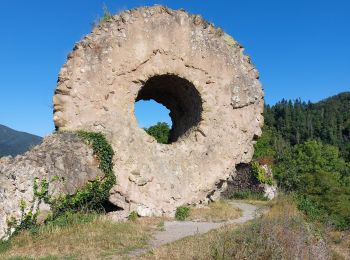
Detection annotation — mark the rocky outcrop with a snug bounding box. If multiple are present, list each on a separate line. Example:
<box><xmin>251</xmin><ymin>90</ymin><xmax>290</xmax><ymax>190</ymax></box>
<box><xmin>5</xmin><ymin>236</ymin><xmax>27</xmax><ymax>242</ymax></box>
<box><xmin>0</xmin><ymin>133</ymin><xmax>102</xmax><ymax>239</ymax></box>
<box><xmin>221</xmin><ymin>163</ymin><xmax>277</xmax><ymax>200</ymax></box>
<box><xmin>53</xmin><ymin>5</ymin><xmax>264</xmax><ymax>216</ymax></box>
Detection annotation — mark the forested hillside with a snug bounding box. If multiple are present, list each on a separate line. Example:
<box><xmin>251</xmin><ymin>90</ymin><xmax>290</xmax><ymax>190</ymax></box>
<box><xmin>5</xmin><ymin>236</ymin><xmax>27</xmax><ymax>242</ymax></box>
<box><xmin>254</xmin><ymin>92</ymin><xmax>350</xmax><ymax>230</ymax></box>
<box><xmin>264</xmin><ymin>92</ymin><xmax>350</xmax><ymax>161</ymax></box>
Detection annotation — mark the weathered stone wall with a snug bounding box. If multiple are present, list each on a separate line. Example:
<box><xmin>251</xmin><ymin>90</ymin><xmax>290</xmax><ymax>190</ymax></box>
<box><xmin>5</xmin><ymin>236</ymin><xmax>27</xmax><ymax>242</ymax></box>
<box><xmin>53</xmin><ymin>5</ymin><xmax>264</xmax><ymax>216</ymax></box>
<box><xmin>0</xmin><ymin>133</ymin><xmax>102</xmax><ymax>239</ymax></box>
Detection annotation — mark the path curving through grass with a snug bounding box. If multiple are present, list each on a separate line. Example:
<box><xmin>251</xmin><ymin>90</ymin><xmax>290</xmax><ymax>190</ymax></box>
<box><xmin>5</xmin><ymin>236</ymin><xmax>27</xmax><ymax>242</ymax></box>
<box><xmin>128</xmin><ymin>201</ymin><xmax>258</xmax><ymax>258</ymax></box>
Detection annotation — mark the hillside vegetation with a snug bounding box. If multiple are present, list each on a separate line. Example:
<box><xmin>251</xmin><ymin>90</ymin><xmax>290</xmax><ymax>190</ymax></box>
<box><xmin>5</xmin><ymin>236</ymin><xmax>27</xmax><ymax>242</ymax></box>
<box><xmin>255</xmin><ymin>92</ymin><xmax>350</xmax><ymax>230</ymax></box>
<box><xmin>264</xmin><ymin>92</ymin><xmax>350</xmax><ymax>161</ymax></box>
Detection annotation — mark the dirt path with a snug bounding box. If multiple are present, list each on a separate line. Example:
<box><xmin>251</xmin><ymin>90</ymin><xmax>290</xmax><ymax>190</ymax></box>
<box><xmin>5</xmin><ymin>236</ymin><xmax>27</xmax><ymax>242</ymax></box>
<box><xmin>128</xmin><ymin>201</ymin><xmax>258</xmax><ymax>258</ymax></box>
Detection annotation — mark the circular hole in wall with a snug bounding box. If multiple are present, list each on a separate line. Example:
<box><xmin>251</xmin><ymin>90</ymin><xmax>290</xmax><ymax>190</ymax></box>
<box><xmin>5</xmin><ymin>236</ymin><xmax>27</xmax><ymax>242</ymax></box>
<box><xmin>135</xmin><ymin>74</ymin><xmax>203</xmax><ymax>144</ymax></box>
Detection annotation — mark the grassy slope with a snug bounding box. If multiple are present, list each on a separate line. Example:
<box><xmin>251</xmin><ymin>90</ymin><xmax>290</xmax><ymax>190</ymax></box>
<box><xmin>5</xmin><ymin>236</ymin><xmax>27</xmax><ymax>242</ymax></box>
<box><xmin>0</xmin><ymin>213</ymin><xmax>160</xmax><ymax>260</ymax></box>
<box><xmin>0</xmin><ymin>201</ymin><xmax>243</xmax><ymax>260</ymax></box>
<box><xmin>139</xmin><ymin>197</ymin><xmax>336</xmax><ymax>260</ymax></box>
<box><xmin>2</xmin><ymin>198</ymin><xmax>348</xmax><ymax>260</ymax></box>
<box><xmin>188</xmin><ymin>200</ymin><xmax>242</xmax><ymax>222</ymax></box>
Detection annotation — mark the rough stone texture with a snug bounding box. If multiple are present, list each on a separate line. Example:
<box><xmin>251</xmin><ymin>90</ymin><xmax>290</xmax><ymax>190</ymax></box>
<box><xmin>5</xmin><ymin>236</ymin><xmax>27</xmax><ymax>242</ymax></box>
<box><xmin>0</xmin><ymin>133</ymin><xmax>102</xmax><ymax>239</ymax></box>
<box><xmin>53</xmin><ymin>6</ymin><xmax>264</xmax><ymax>216</ymax></box>
<box><xmin>221</xmin><ymin>163</ymin><xmax>277</xmax><ymax>200</ymax></box>
<box><xmin>221</xmin><ymin>164</ymin><xmax>265</xmax><ymax>198</ymax></box>
<box><xmin>260</xmin><ymin>164</ymin><xmax>278</xmax><ymax>200</ymax></box>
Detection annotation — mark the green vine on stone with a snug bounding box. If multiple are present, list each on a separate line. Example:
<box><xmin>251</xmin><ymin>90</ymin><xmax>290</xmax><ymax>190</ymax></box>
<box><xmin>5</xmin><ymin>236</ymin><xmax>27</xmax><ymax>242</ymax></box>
<box><xmin>5</xmin><ymin>131</ymin><xmax>116</xmax><ymax>237</ymax></box>
<box><xmin>49</xmin><ymin>131</ymin><xmax>116</xmax><ymax>219</ymax></box>
<box><xmin>7</xmin><ymin>198</ymin><xmax>40</xmax><ymax>237</ymax></box>
<box><xmin>33</xmin><ymin>177</ymin><xmax>50</xmax><ymax>204</ymax></box>
<box><xmin>6</xmin><ymin>178</ymin><xmax>52</xmax><ymax>237</ymax></box>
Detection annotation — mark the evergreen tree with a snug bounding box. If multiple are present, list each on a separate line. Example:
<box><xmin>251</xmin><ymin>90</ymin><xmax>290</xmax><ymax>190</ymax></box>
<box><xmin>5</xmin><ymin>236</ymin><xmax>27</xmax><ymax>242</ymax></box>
<box><xmin>263</xmin><ymin>92</ymin><xmax>350</xmax><ymax>161</ymax></box>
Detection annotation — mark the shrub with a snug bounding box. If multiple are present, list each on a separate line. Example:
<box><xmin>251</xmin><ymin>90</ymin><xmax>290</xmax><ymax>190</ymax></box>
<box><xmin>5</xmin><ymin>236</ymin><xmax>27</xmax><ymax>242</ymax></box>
<box><xmin>251</xmin><ymin>161</ymin><xmax>273</xmax><ymax>185</ymax></box>
<box><xmin>175</xmin><ymin>206</ymin><xmax>190</xmax><ymax>221</ymax></box>
<box><xmin>46</xmin><ymin>211</ymin><xmax>98</xmax><ymax>228</ymax></box>
<box><xmin>274</xmin><ymin>140</ymin><xmax>350</xmax><ymax>230</ymax></box>
<box><xmin>128</xmin><ymin>211</ymin><xmax>139</xmax><ymax>222</ymax></box>
<box><xmin>294</xmin><ymin>194</ymin><xmax>323</xmax><ymax>222</ymax></box>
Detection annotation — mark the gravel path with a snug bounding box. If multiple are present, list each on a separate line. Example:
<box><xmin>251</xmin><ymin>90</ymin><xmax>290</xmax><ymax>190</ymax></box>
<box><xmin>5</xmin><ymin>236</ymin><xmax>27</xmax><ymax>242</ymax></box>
<box><xmin>128</xmin><ymin>201</ymin><xmax>258</xmax><ymax>258</ymax></box>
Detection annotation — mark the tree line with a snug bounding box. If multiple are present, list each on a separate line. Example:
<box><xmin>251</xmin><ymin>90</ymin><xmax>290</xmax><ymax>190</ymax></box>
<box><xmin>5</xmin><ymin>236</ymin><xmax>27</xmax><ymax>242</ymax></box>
<box><xmin>255</xmin><ymin>92</ymin><xmax>350</xmax><ymax>229</ymax></box>
<box><xmin>264</xmin><ymin>92</ymin><xmax>350</xmax><ymax>161</ymax></box>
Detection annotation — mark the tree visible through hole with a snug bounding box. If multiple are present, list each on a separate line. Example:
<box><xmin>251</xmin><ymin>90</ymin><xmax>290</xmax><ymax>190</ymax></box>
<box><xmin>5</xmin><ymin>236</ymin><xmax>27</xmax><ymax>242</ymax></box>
<box><xmin>135</xmin><ymin>100</ymin><xmax>172</xmax><ymax>144</ymax></box>
<box><xmin>135</xmin><ymin>74</ymin><xmax>203</xmax><ymax>144</ymax></box>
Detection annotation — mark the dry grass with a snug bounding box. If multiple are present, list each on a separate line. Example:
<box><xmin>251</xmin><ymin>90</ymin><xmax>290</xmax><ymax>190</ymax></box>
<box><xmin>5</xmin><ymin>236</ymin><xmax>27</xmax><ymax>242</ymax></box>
<box><xmin>329</xmin><ymin>230</ymin><xmax>350</xmax><ymax>259</ymax></box>
<box><xmin>0</xmin><ymin>213</ymin><xmax>164</xmax><ymax>260</ymax></box>
<box><xmin>263</xmin><ymin>195</ymin><xmax>300</xmax><ymax>218</ymax></box>
<box><xmin>237</xmin><ymin>199</ymin><xmax>270</xmax><ymax>206</ymax></box>
<box><xmin>140</xmin><ymin>196</ymin><xmax>330</xmax><ymax>260</ymax></box>
<box><xmin>0</xmin><ymin>198</ymin><xmax>336</xmax><ymax>260</ymax></box>
<box><xmin>188</xmin><ymin>200</ymin><xmax>242</xmax><ymax>222</ymax></box>
<box><xmin>139</xmin><ymin>224</ymin><xmax>239</xmax><ymax>260</ymax></box>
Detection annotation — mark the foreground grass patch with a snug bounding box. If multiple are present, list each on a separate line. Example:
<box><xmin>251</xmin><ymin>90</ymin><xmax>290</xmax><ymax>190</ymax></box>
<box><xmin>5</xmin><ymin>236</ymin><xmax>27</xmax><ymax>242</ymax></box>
<box><xmin>230</xmin><ymin>190</ymin><xmax>268</xmax><ymax>201</ymax></box>
<box><xmin>328</xmin><ymin>230</ymin><xmax>350</xmax><ymax>260</ymax></box>
<box><xmin>140</xmin><ymin>224</ymin><xmax>240</xmax><ymax>259</ymax></box>
<box><xmin>188</xmin><ymin>200</ymin><xmax>242</xmax><ymax>222</ymax></box>
<box><xmin>0</xmin><ymin>213</ymin><xmax>153</xmax><ymax>260</ymax></box>
<box><xmin>141</xmin><ymin>196</ymin><xmax>329</xmax><ymax>260</ymax></box>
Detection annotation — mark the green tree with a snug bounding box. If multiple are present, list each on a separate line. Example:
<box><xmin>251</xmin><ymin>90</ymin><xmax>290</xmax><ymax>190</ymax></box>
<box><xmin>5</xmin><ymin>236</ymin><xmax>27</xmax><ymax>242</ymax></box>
<box><xmin>144</xmin><ymin>122</ymin><xmax>170</xmax><ymax>144</ymax></box>
<box><xmin>274</xmin><ymin>140</ymin><xmax>350</xmax><ymax>229</ymax></box>
<box><xmin>253</xmin><ymin>127</ymin><xmax>276</xmax><ymax>160</ymax></box>
<box><xmin>263</xmin><ymin>92</ymin><xmax>350</xmax><ymax>161</ymax></box>
<box><xmin>253</xmin><ymin>126</ymin><xmax>290</xmax><ymax>164</ymax></box>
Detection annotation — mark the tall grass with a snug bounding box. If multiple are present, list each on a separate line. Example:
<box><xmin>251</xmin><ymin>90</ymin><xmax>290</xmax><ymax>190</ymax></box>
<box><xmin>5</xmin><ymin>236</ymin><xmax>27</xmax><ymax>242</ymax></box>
<box><xmin>188</xmin><ymin>200</ymin><xmax>242</xmax><ymax>222</ymax></box>
<box><xmin>141</xmin><ymin>196</ymin><xmax>330</xmax><ymax>260</ymax></box>
<box><xmin>230</xmin><ymin>190</ymin><xmax>268</xmax><ymax>201</ymax></box>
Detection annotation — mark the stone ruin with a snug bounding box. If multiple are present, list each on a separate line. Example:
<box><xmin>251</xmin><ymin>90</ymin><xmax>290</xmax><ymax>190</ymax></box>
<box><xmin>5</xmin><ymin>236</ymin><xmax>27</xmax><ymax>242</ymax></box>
<box><xmin>0</xmin><ymin>133</ymin><xmax>102</xmax><ymax>239</ymax></box>
<box><xmin>0</xmin><ymin>5</ymin><xmax>263</xmax><ymax>238</ymax></box>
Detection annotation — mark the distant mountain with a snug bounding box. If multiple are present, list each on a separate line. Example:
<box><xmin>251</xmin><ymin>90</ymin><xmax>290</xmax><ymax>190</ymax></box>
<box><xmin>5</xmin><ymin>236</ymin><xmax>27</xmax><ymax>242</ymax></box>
<box><xmin>0</xmin><ymin>124</ymin><xmax>42</xmax><ymax>157</ymax></box>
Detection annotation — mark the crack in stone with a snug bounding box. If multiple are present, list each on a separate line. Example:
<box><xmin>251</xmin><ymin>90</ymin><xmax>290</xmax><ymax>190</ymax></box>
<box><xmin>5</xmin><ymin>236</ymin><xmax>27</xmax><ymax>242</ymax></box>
<box><xmin>231</xmin><ymin>97</ymin><xmax>263</xmax><ymax>109</ymax></box>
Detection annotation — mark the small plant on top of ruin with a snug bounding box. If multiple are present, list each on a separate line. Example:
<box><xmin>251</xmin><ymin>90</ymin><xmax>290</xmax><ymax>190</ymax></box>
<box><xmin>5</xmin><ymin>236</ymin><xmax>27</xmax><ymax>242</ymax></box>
<box><xmin>99</xmin><ymin>4</ymin><xmax>113</xmax><ymax>24</ymax></box>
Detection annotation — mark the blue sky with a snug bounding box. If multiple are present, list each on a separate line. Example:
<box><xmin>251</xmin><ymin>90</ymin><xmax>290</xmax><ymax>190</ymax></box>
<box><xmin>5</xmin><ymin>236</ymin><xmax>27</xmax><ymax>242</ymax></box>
<box><xmin>0</xmin><ymin>0</ymin><xmax>349</xmax><ymax>136</ymax></box>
